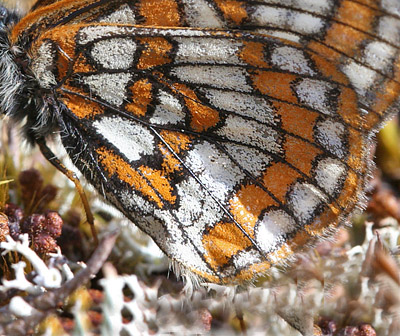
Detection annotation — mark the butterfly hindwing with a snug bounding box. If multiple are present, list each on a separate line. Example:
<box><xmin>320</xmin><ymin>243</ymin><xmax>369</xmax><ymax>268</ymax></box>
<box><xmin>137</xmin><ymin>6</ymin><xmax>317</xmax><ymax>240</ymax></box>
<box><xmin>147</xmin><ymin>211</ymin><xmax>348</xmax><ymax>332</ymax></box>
<box><xmin>24</xmin><ymin>23</ymin><xmax>370</xmax><ymax>281</ymax></box>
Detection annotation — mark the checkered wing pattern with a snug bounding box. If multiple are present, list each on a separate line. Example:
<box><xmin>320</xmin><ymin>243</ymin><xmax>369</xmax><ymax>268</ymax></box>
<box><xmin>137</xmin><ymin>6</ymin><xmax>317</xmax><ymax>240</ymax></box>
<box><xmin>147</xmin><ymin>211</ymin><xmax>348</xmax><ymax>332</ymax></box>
<box><xmin>9</xmin><ymin>0</ymin><xmax>400</xmax><ymax>283</ymax></box>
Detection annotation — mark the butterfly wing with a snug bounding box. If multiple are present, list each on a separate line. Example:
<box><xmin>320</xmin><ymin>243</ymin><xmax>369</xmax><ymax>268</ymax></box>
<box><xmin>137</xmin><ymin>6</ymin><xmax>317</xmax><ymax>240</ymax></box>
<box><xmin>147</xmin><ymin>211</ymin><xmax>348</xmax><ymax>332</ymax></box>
<box><xmin>10</xmin><ymin>0</ymin><xmax>400</xmax><ymax>283</ymax></box>
<box><xmin>22</xmin><ymin>23</ymin><xmax>369</xmax><ymax>282</ymax></box>
<box><xmin>16</xmin><ymin>0</ymin><xmax>400</xmax><ymax>128</ymax></box>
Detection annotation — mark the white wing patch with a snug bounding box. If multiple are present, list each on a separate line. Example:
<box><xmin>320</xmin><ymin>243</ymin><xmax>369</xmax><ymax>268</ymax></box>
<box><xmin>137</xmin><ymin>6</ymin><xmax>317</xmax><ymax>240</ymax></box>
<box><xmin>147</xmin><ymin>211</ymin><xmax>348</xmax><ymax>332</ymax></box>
<box><xmin>200</xmin><ymin>88</ymin><xmax>277</xmax><ymax>125</ymax></box>
<box><xmin>223</xmin><ymin>143</ymin><xmax>272</xmax><ymax>178</ymax></box>
<box><xmin>218</xmin><ymin>115</ymin><xmax>281</xmax><ymax>154</ymax></box>
<box><xmin>78</xmin><ymin>25</ymin><xmax>132</xmax><ymax>44</ymax></box>
<box><xmin>294</xmin><ymin>79</ymin><xmax>337</xmax><ymax>116</ymax></box>
<box><xmin>185</xmin><ymin>142</ymin><xmax>246</xmax><ymax>201</ymax></box>
<box><xmin>288</xmin><ymin>182</ymin><xmax>327</xmax><ymax>225</ymax></box>
<box><xmin>171</xmin><ymin>65</ymin><xmax>253</xmax><ymax>92</ymax></box>
<box><xmin>93</xmin><ymin>116</ymin><xmax>155</xmax><ymax>161</ymax></box>
<box><xmin>341</xmin><ymin>61</ymin><xmax>377</xmax><ymax>95</ymax></box>
<box><xmin>271</xmin><ymin>46</ymin><xmax>316</xmax><ymax>75</ymax></box>
<box><xmin>251</xmin><ymin>5</ymin><xmax>324</xmax><ymax>35</ymax></box>
<box><xmin>256</xmin><ymin>209</ymin><xmax>296</xmax><ymax>253</ymax></box>
<box><xmin>180</xmin><ymin>0</ymin><xmax>224</xmax><ymax>28</ymax></box>
<box><xmin>150</xmin><ymin>90</ymin><xmax>186</xmax><ymax>125</ymax></box>
<box><xmin>91</xmin><ymin>38</ymin><xmax>136</xmax><ymax>69</ymax></box>
<box><xmin>314</xmin><ymin>157</ymin><xmax>346</xmax><ymax>196</ymax></box>
<box><xmin>377</xmin><ymin>16</ymin><xmax>400</xmax><ymax>45</ymax></box>
<box><xmin>82</xmin><ymin>72</ymin><xmax>132</xmax><ymax>106</ymax></box>
<box><xmin>31</xmin><ymin>41</ymin><xmax>58</xmax><ymax>89</ymax></box>
<box><xmin>363</xmin><ymin>41</ymin><xmax>396</xmax><ymax>72</ymax></box>
<box><xmin>315</xmin><ymin>119</ymin><xmax>347</xmax><ymax>159</ymax></box>
<box><xmin>175</xmin><ymin>37</ymin><xmax>242</xmax><ymax>64</ymax></box>
<box><xmin>98</xmin><ymin>4</ymin><xmax>136</xmax><ymax>23</ymax></box>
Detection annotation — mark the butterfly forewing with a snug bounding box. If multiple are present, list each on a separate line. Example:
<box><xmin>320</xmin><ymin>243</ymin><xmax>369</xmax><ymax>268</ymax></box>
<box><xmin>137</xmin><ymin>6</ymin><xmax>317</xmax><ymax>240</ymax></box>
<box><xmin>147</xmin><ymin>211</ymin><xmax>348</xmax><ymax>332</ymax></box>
<box><xmin>18</xmin><ymin>0</ymin><xmax>400</xmax><ymax>127</ymax></box>
<box><xmin>6</xmin><ymin>0</ymin><xmax>400</xmax><ymax>282</ymax></box>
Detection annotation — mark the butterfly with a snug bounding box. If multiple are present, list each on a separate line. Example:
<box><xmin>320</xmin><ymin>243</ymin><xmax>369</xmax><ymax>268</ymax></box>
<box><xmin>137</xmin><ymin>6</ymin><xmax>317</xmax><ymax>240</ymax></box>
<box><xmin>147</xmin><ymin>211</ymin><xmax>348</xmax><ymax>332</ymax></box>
<box><xmin>0</xmin><ymin>0</ymin><xmax>399</xmax><ymax>284</ymax></box>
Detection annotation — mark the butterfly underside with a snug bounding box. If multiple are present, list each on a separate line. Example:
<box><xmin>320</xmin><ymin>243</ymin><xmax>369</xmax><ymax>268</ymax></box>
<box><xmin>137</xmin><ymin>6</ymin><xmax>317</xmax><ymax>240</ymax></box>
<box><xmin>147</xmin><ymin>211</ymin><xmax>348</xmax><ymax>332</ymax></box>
<box><xmin>5</xmin><ymin>0</ymin><xmax>400</xmax><ymax>283</ymax></box>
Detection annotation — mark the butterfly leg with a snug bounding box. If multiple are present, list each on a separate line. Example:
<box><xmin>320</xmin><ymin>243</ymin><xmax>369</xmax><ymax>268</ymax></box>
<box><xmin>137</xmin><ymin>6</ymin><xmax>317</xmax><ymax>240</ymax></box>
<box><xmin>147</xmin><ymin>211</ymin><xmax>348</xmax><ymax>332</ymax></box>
<box><xmin>36</xmin><ymin>138</ymin><xmax>98</xmax><ymax>245</ymax></box>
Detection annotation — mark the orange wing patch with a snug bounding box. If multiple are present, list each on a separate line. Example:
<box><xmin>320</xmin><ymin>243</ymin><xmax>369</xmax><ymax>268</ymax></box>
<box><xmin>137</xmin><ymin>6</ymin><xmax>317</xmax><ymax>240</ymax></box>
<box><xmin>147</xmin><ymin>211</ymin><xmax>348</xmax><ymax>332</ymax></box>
<box><xmin>171</xmin><ymin>83</ymin><xmax>220</xmax><ymax>132</ymax></box>
<box><xmin>61</xmin><ymin>86</ymin><xmax>104</xmax><ymax>119</ymax></box>
<box><xmin>262</xmin><ymin>162</ymin><xmax>301</xmax><ymax>203</ymax></box>
<box><xmin>158</xmin><ymin>130</ymin><xmax>192</xmax><ymax>175</ymax></box>
<box><xmin>125</xmin><ymin>79</ymin><xmax>153</xmax><ymax>117</ymax></box>
<box><xmin>251</xmin><ymin>71</ymin><xmax>298</xmax><ymax>104</ymax></box>
<box><xmin>202</xmin><ymin>221</ymin><xmax>252</xmax><ymax>270</ymax></box>
<box><xmin>230</xmin><ymin>184</ymin><xmax>279</xmax><ymax>237</ymax></box>
<box><xmin>138</xmin><ymin>37</ymin><xmax>173</xmax><ymax>69</ymax></box>
<box><xmin>138</xmin><ymin>0</ymin><xmax>181</xmax><ymax>26</ymax></box>
<box><xmin>139</xmin><ymin>166</ymin><xmax>176</xmax><ymax>205</ymax></box>
<box><xmin>214</xmin><ymin>0</ymin><xmax>247</xmax><ymax>25</ymax></box>
<box><xmin>96</xmin><ymin>147</ymin><xmax>167</xmax><ymax>208</ymax></box>
<box><xmin>239</xmin><ymin>41</ymin><xmax>270</xmax><ymax>68</ymax></box>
